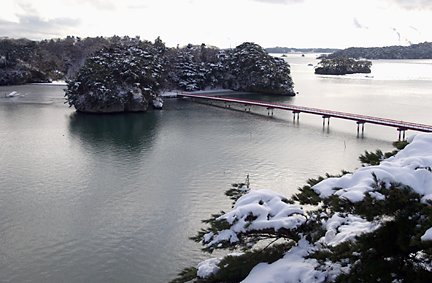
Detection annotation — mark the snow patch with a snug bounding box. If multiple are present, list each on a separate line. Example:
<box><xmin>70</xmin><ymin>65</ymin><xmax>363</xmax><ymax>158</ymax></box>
<box><xmin>313</xmin><ymin>133</ymin><xmax>432</xmax><ymax>203</ymax></box>
<box><xmin>321</xmin><ymin>213</ymin><xmax>381</xmax><ymax>246</ymax></box>
<box><xmin>243</xmin><ymin>239</ymin><xmax>347</xmax><ymax>283</ymax></box>
<box><xmin>197</xmin><ymin>258</ymin><xmax>221</xmax><ymax>279</ymax></box>
<box><xmin>421</xmin><ymin>227</ymin><xmax>432</xmax><ymax>241</ymax></box>
<box><xmin>204</xmin><ymin>189</ymin><xmax>307</xmax><ymax>247</ymax></box>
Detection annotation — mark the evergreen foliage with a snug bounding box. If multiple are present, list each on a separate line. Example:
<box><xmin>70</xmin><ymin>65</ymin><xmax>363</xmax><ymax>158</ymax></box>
<box><xmin>1</xmin><ymin>37</ymin><xmax>296</xmax><ymax>98</ymax></box>
<box><xmin>0</xmin><ymin>36</ymin><xmax>112</xmax><ymax>85</ymax></box>
<box><xmin>225</xmin><ymin>42</ymin><xmax>295</xmax><ymax>95</ymax></box>
<box><xmin>63</xmin><ymin>39</ymin><xmax>296</xmax><ymax>112</ymax></box>
<box><xmin>325</xmin><ymin>42</ymin><xmax>432</xmax><ymax>60</ymax></box>
<box><xmin>64</xmin><ymin>38</ymin><xmax>164</xmax><ymax>113</ymax></box>
<box><xmin>315</xmin><ymin>57</ymin><xmax>372</xmax><ymax>75</ymax></box>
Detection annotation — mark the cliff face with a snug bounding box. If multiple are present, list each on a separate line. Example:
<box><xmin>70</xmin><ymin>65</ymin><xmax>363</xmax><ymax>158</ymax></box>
<box><xmin>0</xmin><ymin>64</ymin><xmax>50</xmax><ymax>85</ymax></box>
<box><xmin>73</xmin><ymin>89</ymin><xmax>149</xmax><ymax>113</ymax></box>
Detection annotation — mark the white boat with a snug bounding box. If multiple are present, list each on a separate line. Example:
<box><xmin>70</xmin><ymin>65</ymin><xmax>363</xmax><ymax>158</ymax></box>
<box><xmin>152</xmin><ymin>97</ymin><xmax>163</xmax><ymax>109</ymax></box>
<box><xmin>5</xmin><ymin>91</ymin><xmax>19</xmax><ymax>98</ymax></box>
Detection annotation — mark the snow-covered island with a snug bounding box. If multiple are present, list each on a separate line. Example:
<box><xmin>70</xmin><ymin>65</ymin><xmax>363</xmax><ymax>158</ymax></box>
<box><xmin>314</xmin><ymin>57</ymin><xmax>372</xmax><ymax>75</ymax></box>
<box><xmin>173</xmin><ymin>134</ymin><xmax>432</xmax><ymax>282</ymax></box>
<box><xmin>64</xmin><ymin>38</ymin><xmax>165</xmax><ymax>113</ymax></box>
<box><xmin>64</xmin><ymin>38</ymin><xmax>295</xmax><ymax>113</ymax></box>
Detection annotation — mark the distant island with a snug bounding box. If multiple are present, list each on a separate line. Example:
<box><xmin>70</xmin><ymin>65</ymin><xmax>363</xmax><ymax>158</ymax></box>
<box><xmin>324</xmin><ymin>41</ymin><xmax>432</xmax><ymax>59</ymax></box>
<box><xmin>265</xmin><ymin>47</ymin><xmax>340</xmax><ymax>54</ymax></box>
<box><xmin>0</xmin><ymin>36</ymin><xmax>112</xmax><ymax>85</ymax></box>
<box><xmin>314</xmin><ymin>58</ymin><xmax>372</xmax><ymax>75</ymax></box>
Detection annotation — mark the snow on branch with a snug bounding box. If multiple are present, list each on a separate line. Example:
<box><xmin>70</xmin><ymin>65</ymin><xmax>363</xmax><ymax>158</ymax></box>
<box><xmin>201</xmin><ymin>189</ymin><xmax>307</xmax><ymax>250</ymax></box>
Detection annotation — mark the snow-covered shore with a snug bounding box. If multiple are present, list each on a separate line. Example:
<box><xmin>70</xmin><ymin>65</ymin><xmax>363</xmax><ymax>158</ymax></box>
<box><xmin>195</xmin><ymin>133</ymin><xmax>432</xmax><ymax>282</ymax></box>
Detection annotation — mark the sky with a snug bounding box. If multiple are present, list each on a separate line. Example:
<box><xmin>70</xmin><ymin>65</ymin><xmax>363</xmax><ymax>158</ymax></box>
<box><xmin>1</xmin><ymin>0</ymin><xmax>432</xmax><ymax>48</ymax></box>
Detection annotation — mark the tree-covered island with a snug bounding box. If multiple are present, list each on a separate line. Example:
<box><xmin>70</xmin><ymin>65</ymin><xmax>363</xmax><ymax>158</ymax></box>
<box><xmin>64</xmin><ymin>40</ymin><xmax>295</xmax><ymax>113</ymax></box>
<box><xmin>324</xmin><ymin>42</ymin><xmax>432</xmax><ymax>60</ymax></box>
<box><xmin>314</xmin><ymin>58</ymin><xmax>372</xmax><ymax>75</ymax></box>
<box><xmin>64</xmin><ymin>39</ymin><xmax>165</xmax><ymax>113</ymax></box>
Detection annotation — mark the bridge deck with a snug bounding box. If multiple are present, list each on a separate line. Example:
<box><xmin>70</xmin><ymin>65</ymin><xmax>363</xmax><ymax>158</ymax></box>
<box><xmin>179</xmin><ymin>93</ymin><xmax>432</xmax><ymax>133</ymax></box>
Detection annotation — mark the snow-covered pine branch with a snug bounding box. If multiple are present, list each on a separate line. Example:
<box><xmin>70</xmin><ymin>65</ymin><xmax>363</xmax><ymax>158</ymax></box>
<box><xmin>173</xmin><ymin>133</ymin><xmax>432</xmax><ymax>283</ymax></box>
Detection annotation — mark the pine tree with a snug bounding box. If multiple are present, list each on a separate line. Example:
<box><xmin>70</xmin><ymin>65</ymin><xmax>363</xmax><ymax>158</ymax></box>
<box><xmin>172</xmin><ymin>137</ymin><xmax>432</xmax><ymax>282</ymax></box>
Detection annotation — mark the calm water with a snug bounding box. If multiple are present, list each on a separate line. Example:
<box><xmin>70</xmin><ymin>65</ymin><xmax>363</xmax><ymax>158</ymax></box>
<box><xmin>1</xmin><ymin>56</ymin><xmax>431</xmax><ymax>282</ymax></box>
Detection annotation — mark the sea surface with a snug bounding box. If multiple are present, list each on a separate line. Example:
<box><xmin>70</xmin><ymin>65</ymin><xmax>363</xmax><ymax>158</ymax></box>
<box><xmin>0</xmin><ymin>55</ymin><xmax>431</xmax><ymax>282</ymax></box>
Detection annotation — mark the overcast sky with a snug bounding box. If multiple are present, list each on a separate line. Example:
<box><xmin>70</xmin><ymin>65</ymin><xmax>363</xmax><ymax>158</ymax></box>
<box><xmin>1</xmin><ymin>0</ymin><xmax>432</xmax><ymax>48</ymax></box>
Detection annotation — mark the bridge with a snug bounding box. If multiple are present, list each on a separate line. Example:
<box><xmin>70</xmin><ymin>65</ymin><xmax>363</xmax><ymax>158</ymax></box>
<box><xmin>178</xmin><ymin>92</ymin><xmax>432</xmax><ymax>140</ymax></box>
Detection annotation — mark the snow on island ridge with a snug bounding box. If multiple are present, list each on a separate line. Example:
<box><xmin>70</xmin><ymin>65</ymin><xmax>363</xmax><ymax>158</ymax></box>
<box><xmin>196</xmin><ymin>133</ymin><xmax>432</xmax><ymax>281</ymax></box>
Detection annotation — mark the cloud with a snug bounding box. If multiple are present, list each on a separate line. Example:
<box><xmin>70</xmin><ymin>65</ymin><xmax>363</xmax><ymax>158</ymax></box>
<box><xmin>389</xmin><ymin>0</ymin><xmax>432</xmax><ymax>10</ymax></box>
<box><xmin>67</xmin><ymin>0</ymin><xmax>115</xmax><ymax>10</ymax></box>
<box><xmin>252</xmin><ymin>0</ymin><xmax>304</xmax><ymax>4</ymax></box>
<box><xmin>0</xmin><ymin>14</ymin><xmax>80</xmax><ymax>39</ymax></box>
<box><xmin>127</xmin><ymin>3</ymin><xmax>148</xmax><ymax>10</ymax></box>
<box><xmin>0</xmin><ymin>1</ymin><xmax>81</xmax><ymax>39</ymax></box>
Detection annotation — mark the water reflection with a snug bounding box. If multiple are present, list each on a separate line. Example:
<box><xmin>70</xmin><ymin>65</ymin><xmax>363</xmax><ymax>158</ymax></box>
<box><xmin>68</xmin><ymin>111</ymin><xmax>159</xmax><ymax>153</ymax></box>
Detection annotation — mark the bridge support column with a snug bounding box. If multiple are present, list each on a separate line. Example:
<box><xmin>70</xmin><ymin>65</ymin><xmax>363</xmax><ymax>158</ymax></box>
<box><xmin>397</xmin><ymin>128</ymin><xmax>407</xmax><ymax>141</ymax></box>
<box><xmin>356</xmin><ymin>121</ymin><xmax>365</xmax><ymax>138</ymax></box>
<box><xmin>322</xmin><ymin>115</ymin><xmax>330</xmax><ymax>127</ymax></box>
<box><xmin>293</xmin><ymin>111</ymin><xmax>300</xmax><ymax>122</ymax></box>
<box><xmin>267</xmin><ymin>107</ymin><xmax>274</xmax><ymax>116</ymax></box>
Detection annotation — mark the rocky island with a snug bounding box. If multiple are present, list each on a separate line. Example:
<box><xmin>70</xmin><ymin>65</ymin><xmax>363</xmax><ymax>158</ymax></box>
<box><xmin>65</xmin><ymin>38</ymin><xmax>165</xmax><ymax>113</ymax></box>
<box><xmin>314</xmin><ymin>57</ymin><xmax>372</xmax><ymax>75</ymax></box>
<box><xmin>64</xmin><ymin>38</ymin><xmax>295</xmax><ymax>113</ymax></box>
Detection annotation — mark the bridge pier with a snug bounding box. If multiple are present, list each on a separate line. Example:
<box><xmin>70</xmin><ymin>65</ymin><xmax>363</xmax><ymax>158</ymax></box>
<box><xmin>398</xmin><ymin>128</ymin><xmax>407</xmax><ymax>141</ymax></box>
<box><xmin>293</xmin><ymin>111</ymin><xmax>300</xmax><ymax>122</ymax></box>
<box><xmin>322</xmin><ymin>115</ymin><xmax>330</xmax><ymax>127</ymax></box>
<box><xmin>267</xmin><ymin>107</ymin><xmax>274</xmax><ymax>116</ymax></box>
<box><xmin>357</xmin><ymin>121</ymin><xmax>365</xmax><ymax>137</ymax></box>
